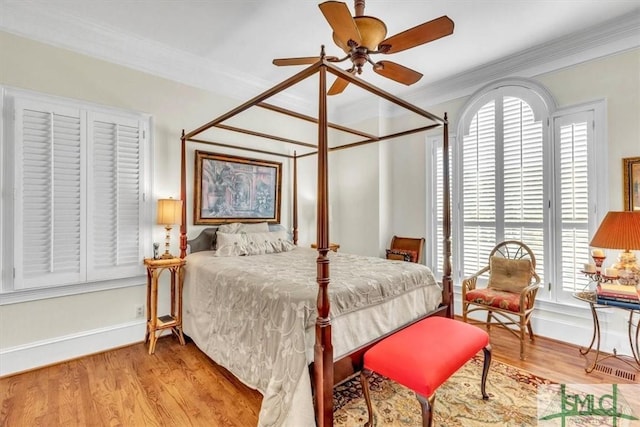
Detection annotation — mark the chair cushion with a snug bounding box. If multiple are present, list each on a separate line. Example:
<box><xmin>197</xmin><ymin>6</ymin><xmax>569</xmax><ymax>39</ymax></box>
<box><xmin>386</xmin><ymin>248</ymin><xmax>418</xmax><ymax>262</ymax></box>
<box><xmin>363</xmin><ymin>317</ymin><xmax>489</xmax><ymax>397</ymax></box>
<box><xmin>487</xmin><ymin>256</ymin><xmax>532</xmax><ymax>293</ymax></box>
<box><xmin>465</xmin><ymin>288</ymin><xmax>521</xmax><ymax>312</ymax></box>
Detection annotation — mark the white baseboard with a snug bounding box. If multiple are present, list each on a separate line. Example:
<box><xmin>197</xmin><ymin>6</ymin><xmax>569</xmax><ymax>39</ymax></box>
<box><xmin>2</xmin><ymin>300</ymin><xmax>635</xmax><ymax>377</ymax></box>
<box><xmin>0</xmin><ymin>320</ymin><xmax>147</xmax><ymax>377</ymax></box>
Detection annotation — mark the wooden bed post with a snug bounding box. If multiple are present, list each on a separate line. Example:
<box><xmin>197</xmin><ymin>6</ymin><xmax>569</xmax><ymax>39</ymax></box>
<box><xmin>314</xmin><ymin>57</ymin><xmax>334</xmax><ymax>427</ymax></box>
<box><xmin>442</xmin><ymin>114</ymin><xmax>453</xmax><ymax>318</ymax></box>
<box><xmin>293</xmin><ymin>151</ymin><xmax>299</xmax><ymax>245</ymax></box>
<box><xmin>180</xmin><ymin>129</ymin><xmax>188</xmax><ymax>259</ymax></box>
<box><xmin>178</xmin><ymin>56</ymin><xmax>452</xmax><ymax>425</ymax></box>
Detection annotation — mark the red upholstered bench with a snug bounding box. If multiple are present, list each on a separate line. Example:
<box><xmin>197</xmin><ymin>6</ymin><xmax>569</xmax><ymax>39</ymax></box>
<box><xmin>360</xmin><ymin>316</ymin><xmax>491</xmax><ymax>427</ymax></box>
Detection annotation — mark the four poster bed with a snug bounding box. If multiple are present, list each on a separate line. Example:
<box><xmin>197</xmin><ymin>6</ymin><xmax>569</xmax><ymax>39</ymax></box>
<box><xmin>177</xmin><ymin>53</ymin><xmax>452</xmax><ymax>427</ymax></box>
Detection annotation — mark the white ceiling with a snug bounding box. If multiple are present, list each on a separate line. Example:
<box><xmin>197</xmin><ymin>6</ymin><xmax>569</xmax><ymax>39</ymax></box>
<box><xmin>2</xmin><ymin>0</ymin><xmax>639</xmax><ymax>115</ymax></box>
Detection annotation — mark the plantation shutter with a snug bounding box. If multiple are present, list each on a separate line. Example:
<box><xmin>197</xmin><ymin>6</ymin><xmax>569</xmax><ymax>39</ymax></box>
<box><xmin>87</xmin><ymin>113</ymin><xmax>144</xmax><ymax>281</ymax></box>
<box><xmin>462</xmin><ymin>100</ymin><xmax>496</xmax><ymax>277</ymax></box>
<box><xmin>13</xmin><ymin>99</ymin><xmax>86</xmax><ymax>289</ymax></box>
<box><xmin>555</xmin><ymin>112</ymin><xmax>591</xmax><ymax>294</ymax></box>
<box><xmin>461</xmin><ymin>95</ymin><xmax>545</xmax><ymax>280</ymax></box>
<box><xmin>502</xmin><ymin>96</ymin><xmax>544</xmax><ymax>280</ymax></box>
<box><xmin>443</xmin><ymin>82</ymin><xmax>602</xmax><ymax>304</ymax></box>
<box><xmin>8</xmin><ymin>92</ymin><xmax>149</xmax><ymax>295</ymax></box>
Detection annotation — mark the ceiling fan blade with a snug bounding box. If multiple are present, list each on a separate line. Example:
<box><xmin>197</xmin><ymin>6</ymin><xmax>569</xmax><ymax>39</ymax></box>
<box><xmin>374</xmin><ymin>60</ymin><xmax>423</xmax><ymax>85</ymax></box>
<box><xmin>380</xmin><ymin>16</ymin><xmax>454</xmax><ymax>54</ymax></box>
<box><xmin>273</xmin><ymin>56</ymin><xmax>322</xmax><ymax>66</ymax></box>
<box><xmin>319</xmin><ymin>1</ymin><xmax>362</xmax><ymax>48</ymax></box>
<box><xmin>327</xmin><ymin>76</ymin><xmax>350</xmax><ymax>95</ymax></box>
<box><xmin>273</xmin><ymin>56</ymin><xmax>340</xmax><ymax>66</ymax></box>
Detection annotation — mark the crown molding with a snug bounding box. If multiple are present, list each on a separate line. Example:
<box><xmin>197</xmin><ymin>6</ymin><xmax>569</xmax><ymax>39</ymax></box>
<box><xmin>337</xmin><ymin>11</ymin><xmax>640</xmax><ymax>123</ymax></box>
<box><xmin>0</xmin><ymin>2</ymin><xmax>315</xmax><ymax>114</ymax></box>
<box><xmin>2</xmin><ymin>3</ymin><xmax>638</xmax><ymax>123</ymax></box>
<box><xmin>393</xmin><ymin>11</ymin><xmax>640</xmax><ymax>117</ymax></box>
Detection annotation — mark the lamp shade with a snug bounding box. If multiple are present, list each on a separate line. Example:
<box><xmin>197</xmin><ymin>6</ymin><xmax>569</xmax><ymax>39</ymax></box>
<box><xmin>590</xmin><ymin>211</ymin><xmax>640</xmax><ymax>251</ymax></box>
<box><xmin>156</xmin><ymin>198</ymin><xmax>183</xmax><ymax>226</ymax></box>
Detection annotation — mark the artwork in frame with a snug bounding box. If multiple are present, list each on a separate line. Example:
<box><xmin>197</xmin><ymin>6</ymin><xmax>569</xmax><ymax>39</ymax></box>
<box><xmin>623</xmin><ymin>156</ymin><xmax>640</xmax><ymax>211</ymax></box>
<box><xmin>194</xmin><ymin>150</ymin><xmax>282</xmax><ymax>225</ymax></box>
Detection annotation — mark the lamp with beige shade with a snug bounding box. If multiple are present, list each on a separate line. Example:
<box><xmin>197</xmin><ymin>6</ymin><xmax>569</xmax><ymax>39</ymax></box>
<box><xmin>157</xmin><ymin>198</ymin><xmax>183</xmax><ymax>259</ymax></box>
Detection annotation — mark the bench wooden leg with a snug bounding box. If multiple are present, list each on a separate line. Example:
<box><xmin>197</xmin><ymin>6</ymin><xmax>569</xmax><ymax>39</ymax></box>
<box><xmin>481</xmin><ymin>344</ymin><xmax>492</xmax><ymax>400</ymax></box>
<box><xmin>416</xmin><ymin>393</ymin><xmax>436</xmax><ymax>427</ymax></box>
<box><xmin>360</xmin><ymin>369</ymin><xmax>374</xmax><ymax>427</ymax></box>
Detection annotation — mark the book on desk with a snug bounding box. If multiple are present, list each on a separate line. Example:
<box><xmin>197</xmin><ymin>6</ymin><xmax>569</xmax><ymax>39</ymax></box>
<box><xmin>596</xmin><ymin>283</ymin><xmax>640</xmax><ymax>308</ymax></box>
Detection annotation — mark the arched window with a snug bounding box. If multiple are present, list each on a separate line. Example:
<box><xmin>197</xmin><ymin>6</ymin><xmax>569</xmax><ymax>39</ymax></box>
<box><xmin>427</xmin><ymin>78</ymin><xmax>607</xmax><ymax>303</ymax></box>
<box><xmin>459</xmin><ymin>84</ymin><xmax>549</xmax><ymax>283</ymax></box>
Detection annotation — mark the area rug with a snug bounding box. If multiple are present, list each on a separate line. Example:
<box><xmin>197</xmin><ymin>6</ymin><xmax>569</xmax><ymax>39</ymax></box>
<box><xmin>333</xmin><ymin>355</ymin><xmax>553</xmax><ymax>426</ymax></box>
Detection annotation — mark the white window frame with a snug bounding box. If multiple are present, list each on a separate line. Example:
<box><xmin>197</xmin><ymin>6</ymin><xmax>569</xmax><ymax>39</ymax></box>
<box><xmin>454</xmin><ymin>78</ymin><xmax>556</xmax><ymax>290</ymax></box>
<box><xmin>425</xmin><ymin>132</ymin><xmax>455</xmax><ymax>279</ymax></box>
<box><xmin>0</xmin><ymin>87</ymin><xmax>153</xmax><ymax>304</ymax></box>
<box><xmin>548</xmin><ymin>100</ymin><xmax>607</xmax><ymax>303</ymax></box>
<box><xmin>426</xmin><ymin>78</ymin><xmax>607</xmax><ymax>305</ymax></box>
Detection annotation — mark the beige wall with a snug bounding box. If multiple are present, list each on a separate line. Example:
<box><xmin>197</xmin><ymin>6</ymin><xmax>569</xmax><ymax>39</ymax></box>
<box><xmin>1</xmin><ymin>28</ymin><xmax>638</xmax><ymax>373</ymax></box>
<box><xmin>537</xmin><ymin>49</ymin><xmax>640</xmax><ymax>208</ymax></box>
<box><xmin>0</xmin><ymin>31</ymin><xmax>298</xmax><ymax>358</ymax></box>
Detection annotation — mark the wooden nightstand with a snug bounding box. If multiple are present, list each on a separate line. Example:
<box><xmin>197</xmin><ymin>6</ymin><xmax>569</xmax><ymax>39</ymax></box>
<box><xmin>143</xmin><ymin>257</ymin><xmax>186</xmax><ymax>354</ymax></box>
<box><xmin>311</xmin><ymin>243</ymin><xmax>340</xmax><ymax>252</ymax></box>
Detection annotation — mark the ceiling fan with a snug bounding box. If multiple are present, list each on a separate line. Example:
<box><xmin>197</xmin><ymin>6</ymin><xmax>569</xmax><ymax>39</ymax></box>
<box><xmin>273</xmin><ymin>0</ymin><xmax>454</xmax><ymax>95</ymax></box>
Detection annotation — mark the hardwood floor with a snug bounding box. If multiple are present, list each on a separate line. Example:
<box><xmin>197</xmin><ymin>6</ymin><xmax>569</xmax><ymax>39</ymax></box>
<box><xmin>1</xmin><ymin>322</ymin><xmax>637</xmax><ymax>426</ymax></box>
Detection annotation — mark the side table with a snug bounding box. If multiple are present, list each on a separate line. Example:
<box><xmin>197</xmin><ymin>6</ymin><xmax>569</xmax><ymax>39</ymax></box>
<box><xmin>573</xmin><ymin>291</ymin><xmax>640</xmax><ymax>373</ymax></box>
<box><xmin>311</xmin><ymin>242</ymin><xmax>340</xmax><ymax>252</ymax></box>
<box><xmin>143</xmin><ymin>257</ymin><xmax>186</xmax><ymax>354</ymax></box>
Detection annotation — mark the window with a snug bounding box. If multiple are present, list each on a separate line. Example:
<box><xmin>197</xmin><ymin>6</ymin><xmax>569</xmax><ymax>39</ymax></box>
<box><xmin>461</xmin><ymin>91</ymin><xmax>546</xmax><ymax>281</ymax></box>
<box><xmin>1</xmin><ymin>88</ymin><xmax>151</xmax><ymax>303</ymax></box>
<box><xmin>553</xmin><ymin>109</ymin><xmax>604</xmax><ymax>301</ymax></box>
<box><xmin>427</xmin><ymin>78</ymin><xmax>606</xmax><ymax>303</ymax></box>
<box><xmin>425</xmin><ymin>134</ymin><xmax>451</xmax><ymax>279</ymax></box>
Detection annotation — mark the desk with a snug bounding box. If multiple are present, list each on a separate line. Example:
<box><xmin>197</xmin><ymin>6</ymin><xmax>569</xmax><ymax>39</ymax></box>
<box><xmin>144</xmin><ymin>257</ymin><xmax>186</xmax><ymax>354</ymax></box>
<box><xmin>574</xmin><ymin>291</ymin><xmax>639</xmax><ymax>373</ymax></box>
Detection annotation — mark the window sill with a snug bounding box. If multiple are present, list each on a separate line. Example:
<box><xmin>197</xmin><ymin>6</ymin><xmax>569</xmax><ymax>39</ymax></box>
<box><xmin>0</xmin><ymin>276</ymin><xmax>145</xmax><ymax>305</ymax></box>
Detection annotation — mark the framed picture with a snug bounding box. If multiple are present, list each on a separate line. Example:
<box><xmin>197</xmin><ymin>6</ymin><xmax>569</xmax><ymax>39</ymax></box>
<box><xmin>623</xmin><ymin>156</ymin><xmax>640</xmax><ymax>211</ymax></box>
<box><xmin>194</xmin><ymin>150</ymin><xmax>282</xmax><ymax>225</ymax></box>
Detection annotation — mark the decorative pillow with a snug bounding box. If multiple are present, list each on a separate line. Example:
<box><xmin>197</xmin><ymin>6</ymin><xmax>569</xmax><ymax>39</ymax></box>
<box><xmin>385</xmin><ymin>249</ymin><xmax>418</xmax><ymax>262</ymax></box>
<box><xmin>217</xmin><ymin>222</ymin><xmax>270</xmax><ymax>234</ymax></box>
<box><xmin>487</xmin><ymin>256</ymin><xmax>533</xmax><ymax>293</ymax></box>
<box><xmin>214</xmin><ymin>232</ymin><xmax>247</xmax><ymax>256</ymax></box>
<box><xmin>215</xmin><ymin>230</ymin><xmax>295</xmax><ymax>257</ymax></box>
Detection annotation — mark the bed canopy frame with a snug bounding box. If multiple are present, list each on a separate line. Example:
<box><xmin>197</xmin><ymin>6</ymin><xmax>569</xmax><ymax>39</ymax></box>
<box><xmin>178</xmin><ymin>48</ymin><xmax>452</xmax><ymax>427</ymax></box>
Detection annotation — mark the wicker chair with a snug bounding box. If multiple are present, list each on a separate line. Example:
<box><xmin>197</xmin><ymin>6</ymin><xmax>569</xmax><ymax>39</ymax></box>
<box><xmin>461</xmin><ymin>240</ymin><xmax>541</xmax><ymax>360</ymax></box>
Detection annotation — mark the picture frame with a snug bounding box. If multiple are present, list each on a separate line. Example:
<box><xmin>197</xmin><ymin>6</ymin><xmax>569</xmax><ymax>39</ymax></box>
<box><xmin>194</xmin><ymin>150</ymin><xmax>282</xmax><ymax>225</ymax></box>
<box><xmin>623</xmin><ymin>156</ymin><xmax>640</xmax><ymax>211</ymax></box>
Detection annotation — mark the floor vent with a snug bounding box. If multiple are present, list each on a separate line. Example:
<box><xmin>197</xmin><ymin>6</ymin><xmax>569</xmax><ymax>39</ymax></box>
<box><xmin>594</xmin><ymin>364</ymin><xmax>612</xmax><ymax>375</ymax></box>
<box><xmin>614</xmin><ymin>368</ymin><xmax>636</xmax><ymax>382</ymax></box>
<box><xmin>594</xmin><ymin>363</ymin><xmax>637</xmax><ymax>381</ymax></box>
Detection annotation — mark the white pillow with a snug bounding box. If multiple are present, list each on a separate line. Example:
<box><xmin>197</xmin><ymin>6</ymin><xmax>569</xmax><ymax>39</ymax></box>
<box><xmin>215</xmin><ymin>230</ymin><xmax>295</xmax><ymax>256</ymax></box>
<box><xmin>217</xmin><ymin>222</ymin><xmax>270</xmax><ymax>234</ymax></box>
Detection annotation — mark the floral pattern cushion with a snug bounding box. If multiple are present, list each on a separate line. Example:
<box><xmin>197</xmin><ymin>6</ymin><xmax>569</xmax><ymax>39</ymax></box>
<box><xmin>386</xmin><ymin>249</ymin><xmax>418</xmax><ymax>262</ymax></box>
<box><xmin>465</xmin><ymin>288</ymin><xmax>521</xmax><ymax>312</ymax></box>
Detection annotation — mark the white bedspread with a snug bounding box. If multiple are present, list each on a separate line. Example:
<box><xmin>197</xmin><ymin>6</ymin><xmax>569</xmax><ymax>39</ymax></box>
<box><xmin>182</xmin><ymin>247</ymin><xmax>441</xmax><ymax>426</ymax></box>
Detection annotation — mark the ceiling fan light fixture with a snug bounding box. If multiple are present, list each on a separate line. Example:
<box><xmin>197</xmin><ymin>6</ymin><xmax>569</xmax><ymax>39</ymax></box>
<box><xmin>333</xmin><ymin>15</ymin><xmax>387</xmax><ymax>52</ymax></box>
<box><xmin>274</xmin><ymin>1</ymin><xmax>455</xmax><ymax>95</ymax></box>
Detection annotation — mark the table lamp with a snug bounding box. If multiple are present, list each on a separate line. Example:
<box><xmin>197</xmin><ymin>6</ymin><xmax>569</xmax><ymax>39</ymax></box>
<box><xmin>157</xmin><ymin>198</ymin><xmax>183</xmax><ymax>259</ymax></box>
<box><xmin>590</xmin><ymin>211</ymin><xmax>640</xmax><ymax>287</ymax></box>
